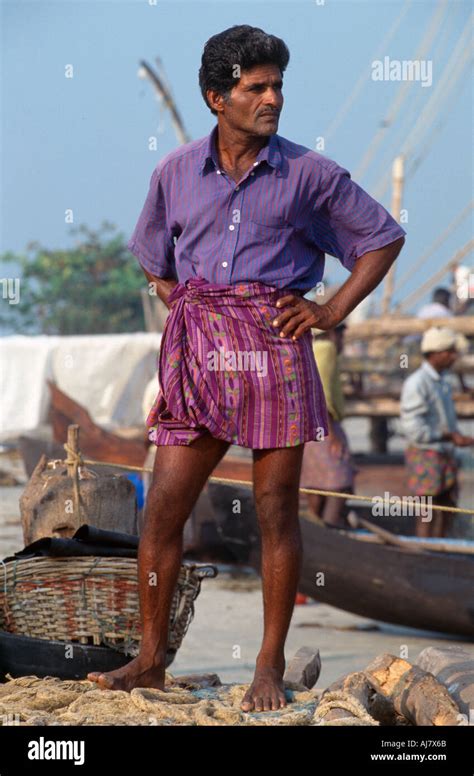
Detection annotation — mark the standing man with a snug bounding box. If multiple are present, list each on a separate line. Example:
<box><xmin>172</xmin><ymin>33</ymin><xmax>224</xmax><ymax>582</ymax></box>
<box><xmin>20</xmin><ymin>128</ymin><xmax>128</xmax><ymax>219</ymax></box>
<box><xmin>400</xmin><ymin>327</ymin><xmax>473</xmax><ymax>538</ymax></box>
<box><xmin>88</xmin><ymin>25</ymin><xmax>405</xmax><ymax>712</ymax></box>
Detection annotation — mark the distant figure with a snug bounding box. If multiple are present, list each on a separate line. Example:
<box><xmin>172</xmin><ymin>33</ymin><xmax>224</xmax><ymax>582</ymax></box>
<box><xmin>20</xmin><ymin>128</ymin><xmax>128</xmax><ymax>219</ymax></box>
<box><xmin>453</xmin><ymin>264</ymin><xmax>474</xmax><ymax>315</ymax></box>
<box><xmin>400</xmin><ymin>327</ymin><xmax>473</xmax><ymax>538</ymax></box>
<box><xmin>417</xmin><ymin>287</ymin><xmax>453</xmax><ymax>320</ymax></box>
<box><xmin>301</xmin><ymin>323</ymin><xmax>356</xmax><ymax>528</ymax></box>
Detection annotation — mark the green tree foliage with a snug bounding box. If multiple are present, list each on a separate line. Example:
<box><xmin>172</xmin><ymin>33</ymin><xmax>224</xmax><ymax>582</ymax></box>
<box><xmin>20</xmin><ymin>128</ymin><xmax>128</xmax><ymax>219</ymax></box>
<box><xmin>0</xmin><ymin>222</ymin><xmax>146</xmax><ymax>334</ymax></box>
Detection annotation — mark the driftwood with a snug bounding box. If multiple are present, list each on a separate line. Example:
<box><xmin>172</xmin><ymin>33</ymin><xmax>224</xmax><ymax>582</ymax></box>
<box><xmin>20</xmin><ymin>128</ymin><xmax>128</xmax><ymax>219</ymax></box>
<box><xmin>313</xmin><ymin>671</ymin><xmax>406</xmax><ymax>726</ymax></box>
<box><xmin>316</xmin><ymin>672</ymin><xmax>377</xmax><ymax>724</ymax></box>
<box><xmin>283</xmin><ymin>647</ymin><xmax>321</xmax><ymax>689</ymax></box>
<box><xmin>364</xmin><ymin>653</ymin><xmax>462</xmax><ymax>726</ymax></box>
<box><xmin>415</xmin><ymin>646</ymin><xmax>474</xmax><ymax>718</ymax></box>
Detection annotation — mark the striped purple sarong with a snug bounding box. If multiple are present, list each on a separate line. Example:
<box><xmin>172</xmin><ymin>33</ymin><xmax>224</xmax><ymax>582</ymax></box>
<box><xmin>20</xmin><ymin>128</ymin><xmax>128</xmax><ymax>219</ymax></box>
<box><xmin>146</xmin><ymin>277</ymin><xmax>329</xmax><ymax>449</ymax></box>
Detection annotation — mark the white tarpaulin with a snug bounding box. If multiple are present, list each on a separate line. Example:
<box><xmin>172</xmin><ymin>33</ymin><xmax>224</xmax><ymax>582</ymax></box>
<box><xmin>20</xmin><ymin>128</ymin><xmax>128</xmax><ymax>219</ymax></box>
<box><xmin>0</xmin><ymin>332</ymin><xmax>162</xmax><ymax>440</ymax></box>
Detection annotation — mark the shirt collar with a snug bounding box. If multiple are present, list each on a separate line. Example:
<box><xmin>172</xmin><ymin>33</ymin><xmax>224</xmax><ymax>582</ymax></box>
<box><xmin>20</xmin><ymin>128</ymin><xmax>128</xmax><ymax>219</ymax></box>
<box><xmin>422</xmin><ymin>358</ymin><xmax>442</xmax><ymax>381</ymax></box>
<box><xmin>198</xmin><ymin>124</ymin><xmax>282</xmax><ymax>176</ymax></box>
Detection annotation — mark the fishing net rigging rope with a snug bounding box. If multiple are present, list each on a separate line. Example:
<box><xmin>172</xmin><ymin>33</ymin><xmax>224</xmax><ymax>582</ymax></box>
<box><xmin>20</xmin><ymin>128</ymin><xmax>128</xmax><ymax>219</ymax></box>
<box><xmin>0</xmin><ymin>674</ymin><xmax>322</xmax><ymax>726</ymax></box>
<box><xmin>75</xmin><ymin>456</ymin><xmax>474</xmax><ymax>516</ymax></box>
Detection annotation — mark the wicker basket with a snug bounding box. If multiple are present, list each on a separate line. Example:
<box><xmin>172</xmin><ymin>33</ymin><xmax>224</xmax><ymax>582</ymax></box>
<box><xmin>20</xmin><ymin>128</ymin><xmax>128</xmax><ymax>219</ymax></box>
<box><xmin>0</xmin><ymin>556</ymin><xmax>217</xmax><ymax>657</ymax></box>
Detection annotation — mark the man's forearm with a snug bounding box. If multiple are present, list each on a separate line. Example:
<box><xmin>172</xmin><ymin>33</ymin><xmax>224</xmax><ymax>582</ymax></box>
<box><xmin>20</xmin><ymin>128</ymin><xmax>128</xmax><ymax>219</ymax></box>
<box><xmin>142</xmin><ymin>268</ymin><xmax>178</xmax><ymax>309</ymax></box>
<box><xmin>326</xmin><ymin>236</ymin><xmax>405</xmax><ymax>322</ymax></box>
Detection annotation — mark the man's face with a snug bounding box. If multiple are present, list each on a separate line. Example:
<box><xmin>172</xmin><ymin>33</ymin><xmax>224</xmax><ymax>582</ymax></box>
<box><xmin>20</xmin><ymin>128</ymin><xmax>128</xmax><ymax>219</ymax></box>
<box><xmin>430</xmin><ymin>347</ymin><xmax>457</xmax><ymax>371</ymax></box>
<box><xmin>210</xmin><ymin>63</ymin><xmax>284</xmax><ymax>136</ymax></box>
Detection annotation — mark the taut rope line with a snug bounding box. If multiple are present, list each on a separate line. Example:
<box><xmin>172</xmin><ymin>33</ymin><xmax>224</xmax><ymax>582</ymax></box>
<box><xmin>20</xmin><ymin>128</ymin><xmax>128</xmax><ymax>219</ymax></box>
<box><xmin>80</xmin><ymin>458</ymin><xmax>474</xmax><ymax>517</ymax></box>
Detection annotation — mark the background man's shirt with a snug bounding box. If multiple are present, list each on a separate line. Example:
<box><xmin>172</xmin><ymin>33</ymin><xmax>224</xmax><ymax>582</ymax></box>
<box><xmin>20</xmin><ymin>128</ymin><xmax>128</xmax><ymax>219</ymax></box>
<box><xmin>400</xmin><ymin>360</ymin><xmax>458</xmax><ymax>453</ymax></box>
<box><xmin>128</xmin><ymin>125</ymin><xmax>406</xmax><ymax>290</ymax></box>
<box><xmin>417</xmin><ymin>302</ymin><xmax>453</xmax><ymax>319</ymax></box>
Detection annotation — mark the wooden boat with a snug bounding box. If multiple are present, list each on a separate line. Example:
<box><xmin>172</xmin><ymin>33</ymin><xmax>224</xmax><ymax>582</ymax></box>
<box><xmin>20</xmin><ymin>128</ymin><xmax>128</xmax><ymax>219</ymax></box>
<box><xmin>20</xmin><ymin>383</ymin><xmax>263</xmax><ymax>482</ymax></box>
<box><xmin>208</xmin><ymin>482</ymin><xmax>474</xmax><ymax>639</ymax></box>
<box><xmin>47</xmin><ymin>381</ymin><xmax>148</xmax><ymax>468</ymax></box>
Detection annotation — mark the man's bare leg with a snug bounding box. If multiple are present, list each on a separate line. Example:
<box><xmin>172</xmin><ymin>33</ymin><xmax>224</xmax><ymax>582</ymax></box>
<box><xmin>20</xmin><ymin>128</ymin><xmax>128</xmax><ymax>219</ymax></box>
<box><xmin>307</xmin><ymin>492</ymin><xmax>324</xmax><ymax>518</ymax></box>
<box><xmin>429</xmin><ymin>488</ymin><xmax>456</xmax><ymax>538</ymax></box>
<box><xmin>240</xmin><ymin>445</ymin><xmax>304</xmax><ymax>712</ymax></box>
<box><xmin>322</xmin><ymin>489</ymin><xmax>353</xmax><ymax>528</ymax></box>
<box><xmin>439</xmin><ymin>488</ymin><xmax>456</xmax><ymax>538</ymax></box>
<box><xmin>307</xmin><ymin>490</ymin><xmax>352</xmax><ymax>528</ymax></box>
<box><xmin>87</xmin><ymin>433</ymin><xmax>230</xmax><ymax>691</ymax></box>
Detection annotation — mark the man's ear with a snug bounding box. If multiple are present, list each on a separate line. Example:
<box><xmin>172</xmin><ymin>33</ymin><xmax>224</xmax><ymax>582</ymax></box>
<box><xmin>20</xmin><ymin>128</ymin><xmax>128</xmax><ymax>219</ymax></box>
<box><xmin>207</xmin><ymin>89</ymin><xmax>228</xmax><ymax>115</ymax></box>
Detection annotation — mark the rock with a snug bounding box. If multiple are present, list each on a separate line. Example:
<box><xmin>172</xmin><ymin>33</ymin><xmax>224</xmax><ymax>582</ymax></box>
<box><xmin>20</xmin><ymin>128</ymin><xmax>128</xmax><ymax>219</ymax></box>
<box><xmin>283</xmin><ymin>646</ymin><xmax>321</xmax><ymax>689</ymax></box>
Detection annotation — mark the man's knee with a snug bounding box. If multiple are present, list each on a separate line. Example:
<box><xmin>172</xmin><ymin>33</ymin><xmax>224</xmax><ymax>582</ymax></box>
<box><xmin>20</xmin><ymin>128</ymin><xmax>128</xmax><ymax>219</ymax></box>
<box><xmin>255</xmin><ymin>482</ymin><xmax>299</xmax><ymax>525</ymax></box>
<box><xmin>144</xmin><ymin>482</ymin><xmax>193</xmax><ymax>529</ymax></box>
<box><xmin>255</xmin><ymin>479</ymin><xmax>297</xmax><ymax>503</ymax></box>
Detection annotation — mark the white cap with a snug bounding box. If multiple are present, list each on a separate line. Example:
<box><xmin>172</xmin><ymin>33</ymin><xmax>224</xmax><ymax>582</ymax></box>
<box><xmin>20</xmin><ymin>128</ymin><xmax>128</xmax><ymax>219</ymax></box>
<box><xmin>421</xmin><ymin>326</ymin><xmax>469</xmax><ymax>354</ymax></box>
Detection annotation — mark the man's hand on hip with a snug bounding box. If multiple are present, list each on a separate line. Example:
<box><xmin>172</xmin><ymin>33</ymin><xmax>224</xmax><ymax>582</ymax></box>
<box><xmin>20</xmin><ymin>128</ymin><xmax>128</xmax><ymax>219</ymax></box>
<box><xmin>272</xmin><ymin>296</ymin><xmax>340</xmax><ymax>340</ymax></box>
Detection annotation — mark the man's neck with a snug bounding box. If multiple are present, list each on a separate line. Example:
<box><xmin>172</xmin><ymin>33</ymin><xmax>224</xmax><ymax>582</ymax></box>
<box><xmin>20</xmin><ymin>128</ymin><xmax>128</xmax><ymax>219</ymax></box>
<box><xmin>425</xmin><ymin>358</ymin><xmax>445</xmax><ymax>376</ymax></box>
<box><xmin>215</xmin><ymin>122</ymin><xmax>270</xmax><ymax>171</ymax></box>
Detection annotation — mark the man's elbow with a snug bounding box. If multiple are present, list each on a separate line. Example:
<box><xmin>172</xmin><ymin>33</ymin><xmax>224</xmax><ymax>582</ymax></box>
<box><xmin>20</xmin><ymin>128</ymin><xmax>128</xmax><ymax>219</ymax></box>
<box><xmin>387</xmin><ymin>235</ymin><xmax>405</xmax><ymax>260</ymax></box>
<box><xmin>374</xmin><ymin>235</ymin><xmax>405</xmax><ymax>272</ymax></box>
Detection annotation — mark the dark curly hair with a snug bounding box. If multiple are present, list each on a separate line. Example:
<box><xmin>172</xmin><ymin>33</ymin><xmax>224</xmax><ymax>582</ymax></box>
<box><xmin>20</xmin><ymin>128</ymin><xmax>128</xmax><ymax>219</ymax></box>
<box><xmin>199</xmin><ymin>25</ymin><xmax>290</xmax><ymax>115</ymax></box>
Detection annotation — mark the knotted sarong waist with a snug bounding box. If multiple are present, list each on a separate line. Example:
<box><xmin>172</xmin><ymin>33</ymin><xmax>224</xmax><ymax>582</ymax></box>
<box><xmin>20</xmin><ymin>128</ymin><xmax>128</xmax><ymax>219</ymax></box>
<box><xmin>146</xmin><ymin>277</ymin><xmax>329</xmax><ymax>449</ymax></box>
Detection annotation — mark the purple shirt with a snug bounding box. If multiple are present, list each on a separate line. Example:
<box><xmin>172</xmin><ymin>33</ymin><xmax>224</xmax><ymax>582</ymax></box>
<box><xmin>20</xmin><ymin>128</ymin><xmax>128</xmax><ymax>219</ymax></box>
<box><xmin>127</xmin><ymin>124</ymin><xmax>406</xmax><ymax>290</ymax></box>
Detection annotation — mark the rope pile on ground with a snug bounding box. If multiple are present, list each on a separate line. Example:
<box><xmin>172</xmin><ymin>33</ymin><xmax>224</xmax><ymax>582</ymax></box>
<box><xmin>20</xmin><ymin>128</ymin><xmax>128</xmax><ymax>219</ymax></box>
<box><xmin>0</xmin><ymin>674</ymin><xmax>323</xmax><ymax>726</ymax></box>
<box><xmin>313</xmin><ymin>689</ymin><xmax>380</xmax><ymax>726</ymax></box>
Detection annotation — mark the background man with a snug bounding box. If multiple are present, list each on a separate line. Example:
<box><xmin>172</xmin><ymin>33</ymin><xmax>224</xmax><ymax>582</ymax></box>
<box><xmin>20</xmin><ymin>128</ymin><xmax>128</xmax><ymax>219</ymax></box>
<box><xmin>301</xmin><ymin>323</ymin><xmax>356</xmax><ymax>529</ymax></box>
<box><xmin>400</xmin><ymin>327</ymin><xmax>473</xmax><ymax>538</ymax></box>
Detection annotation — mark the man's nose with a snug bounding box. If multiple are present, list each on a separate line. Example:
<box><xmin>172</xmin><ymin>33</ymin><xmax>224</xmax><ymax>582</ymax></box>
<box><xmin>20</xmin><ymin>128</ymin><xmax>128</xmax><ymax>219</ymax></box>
<box><xmin>264</xmin><ymin>88</ymin><xmax>283</xmax><ymax>108</ymax></box>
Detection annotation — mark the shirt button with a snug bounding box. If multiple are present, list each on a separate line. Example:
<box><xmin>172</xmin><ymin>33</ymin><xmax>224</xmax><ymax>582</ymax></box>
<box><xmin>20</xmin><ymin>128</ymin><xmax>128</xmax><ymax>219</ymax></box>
<box><xmin>250</xmin><ymin>172</ymin><xmax>255</xmax><ymax>176</ymax></box>
<box><xmin>222</xmin><ymin>261</ymin><xmax>228</xmax><ymax>268</ymax></box>
<box><xmin>216</xmin><ymin>170</ymin><xmax>221</xmax><ymax>175</ymax></box>
<box><xmin>235</xmin><ymin>186</ymin><xmax>240</xmax><ymax>191</ymax></box>
<box><xmin>228</xmin><ymin>224</ymin><xmax>235</xmax><ymax>231</ymax></box>
<box><xmin>253</xmin><ymin>161</ymin><xmax>259</xmax><ymax>166</ymax></box>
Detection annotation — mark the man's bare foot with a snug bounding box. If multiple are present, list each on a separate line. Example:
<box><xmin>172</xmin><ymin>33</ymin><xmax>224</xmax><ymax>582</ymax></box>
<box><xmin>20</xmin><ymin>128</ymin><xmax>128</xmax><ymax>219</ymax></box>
<box><xmin>87</xmin><ymin>656</ymin><xmax>166</xmax><ymax>692</ymax></box>
<box><xmin>240</xmin><ymin>664</ymin><xmax>287</xmax><ymax>713</ymax></box>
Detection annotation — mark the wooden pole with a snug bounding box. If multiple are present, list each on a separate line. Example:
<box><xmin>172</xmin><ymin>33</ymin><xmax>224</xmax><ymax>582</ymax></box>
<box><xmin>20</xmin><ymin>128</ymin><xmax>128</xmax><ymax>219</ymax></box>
<box><xmin>381</xmin><ymin>155</ymin><xmax>404</xmax><ymax>316</ymax></box>
<box><xmin>65</xmin><ymin>424</ymin><xmax>81</xmax><ymax>520</ymax></box>
<box><xmin>65</xmin><ymin>424</ymin><xmax>80</xmax><ymax>479</ymax></box>
<box><xmin>138</xmin><ymin>60</ymin><xmax>190</xmax><ymax>146</ymax></box>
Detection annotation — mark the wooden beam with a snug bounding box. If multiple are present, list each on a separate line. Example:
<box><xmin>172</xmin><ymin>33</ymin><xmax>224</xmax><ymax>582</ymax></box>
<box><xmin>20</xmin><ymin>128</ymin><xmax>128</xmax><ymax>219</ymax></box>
<box><xmin>345</xmin><ymin>316</ymin><xmax>474</xmax><ymax>339</ymax></box>
<box><xmin>344</xmin><ymin>396</ymin><xmax>474</xmax><ymax>418</ymax></box>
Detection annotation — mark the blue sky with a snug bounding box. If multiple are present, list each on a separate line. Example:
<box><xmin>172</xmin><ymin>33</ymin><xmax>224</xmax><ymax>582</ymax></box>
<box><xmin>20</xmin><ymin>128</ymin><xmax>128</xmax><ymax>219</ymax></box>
<box><xmin>1</xmin><ymin>0</ymin><xmax>472</xmax><ymax>319</ymax></box>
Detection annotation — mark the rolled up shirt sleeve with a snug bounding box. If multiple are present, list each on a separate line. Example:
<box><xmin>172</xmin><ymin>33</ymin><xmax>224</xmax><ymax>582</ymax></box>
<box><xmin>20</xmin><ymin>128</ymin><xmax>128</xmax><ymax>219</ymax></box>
<box><xmin>127</xmin><ymin>165</ymin><xmax>177</xmax><ymax>279</ymax></box>
<box><xmin>310</xmin><ymin>163</ymin><xmax>406</xmax><ymax>272</ymax></box>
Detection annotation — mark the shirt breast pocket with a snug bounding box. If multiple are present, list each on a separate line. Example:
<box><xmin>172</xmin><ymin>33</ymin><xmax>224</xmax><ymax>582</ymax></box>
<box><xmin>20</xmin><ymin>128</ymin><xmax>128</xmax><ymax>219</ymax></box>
<box><xmin>247</xmin><ymin>214</ymin><xmax>293</xmax><ymax>244</ymax></box>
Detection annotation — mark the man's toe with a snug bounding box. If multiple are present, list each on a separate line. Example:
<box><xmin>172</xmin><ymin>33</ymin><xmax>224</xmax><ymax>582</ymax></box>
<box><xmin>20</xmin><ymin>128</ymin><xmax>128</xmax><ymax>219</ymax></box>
<box><xmin>87</xmin><ymin>672</ymin><xmax>102</xmax><ymax>682</ymax></box>
<box><xmin>240</xmin><ymin>694</ymin><xmax>254</xmax><ymax>712</ymax></box>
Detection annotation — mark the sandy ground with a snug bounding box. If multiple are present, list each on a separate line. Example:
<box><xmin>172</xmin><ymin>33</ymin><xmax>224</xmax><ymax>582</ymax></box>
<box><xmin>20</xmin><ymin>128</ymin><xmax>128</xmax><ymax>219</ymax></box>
<box><xmin>169</xmin><ymin>575</ymin><xmax>474</xmax><ymax>686</ymax></box>
<box><xmin>1</xmin><ymin>447</ymin><xmax>473</xmax><ymax>689</ymax></box>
